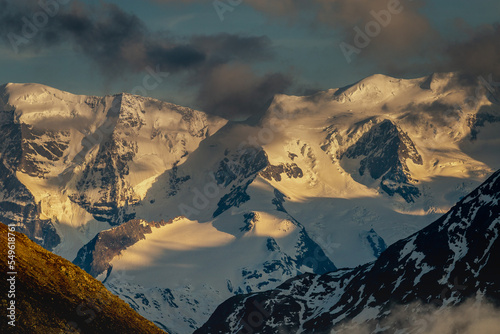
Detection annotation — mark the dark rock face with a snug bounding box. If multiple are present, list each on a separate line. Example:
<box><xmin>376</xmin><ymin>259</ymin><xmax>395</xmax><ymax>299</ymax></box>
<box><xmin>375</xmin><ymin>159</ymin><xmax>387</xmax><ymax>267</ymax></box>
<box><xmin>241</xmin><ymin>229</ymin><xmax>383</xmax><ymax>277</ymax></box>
<box><xmin>468</xmin><ymin>106</ymin><xmax>500</xmax><ymax>140</ymax></box>
<box><xmin>213</xmin><ymin>148</ymin><xmax>269</xmax><ymax>217</ymax></box>
<box><xmin>240</xmin><ymin>212</ymin><xmax>258</xmax><ymax>232</ymax></box>
<box><xmin>343</xmin><ymin>119</ymin><xmax>423</xmax><ymax>203</ymax></box>
<box><xmin>271</xmin><ymin>189</ymin><xmax>287</xmax><ymax>213</ymax></box>
<box><xmin>260</xmin><ymin>163</ymin><xmax>303</xmax><ymax>182</ymax></box>
<box><xmin>293</xmin><ymin>222</ymin><xmax>337</xmax><ymax>275</ymax></box>
<box><xmin>360</xmin><ymin>228</ymin><xmax>387</xmax><ymax>258</ymax></box>
<box><xmin>69</xmin><ymin>97</ymin><xmax>139</xmax><ymax>225</ymax></box>
<box><xmin>214</xmin><ymin>148</ymin><xmax>269</xmax><ymax>186</ymax></box>
<box><xmin>166</xmin><ymin>165</ymin><xmax>191</xmax><ymax>197</ymax></box>
<box><xmin>0</xmin><ymin>197</ymin><xmax>60</xmax><ymax>251</ymax></box>
<box><xmin>267</xmin><ymin>189</ymin><xmax>338</xmax><ymax>276</ymax></box>
<box><xmin>196</xmin><ymin>170</ymin><xmax>500</xmax><ymax>334</ymax></box>
<box><xmin>69</xmin><ymin>132</ymin><xmax>139</xmax><ymax>225</ymax></box>
<box><xmin>0</xmin><ymin>223</ymin><xmax>167</xmax><ymax>334</ymax></box>
<box><xmin>0</xmin><ymin>111</ymin><xmax>60</xmax><ymax>250</ymax></box>
<box><xmin>321</xmin><ymin>116</ymin><xmax>380</xmax><ymax>160</ymax></box>
<box><xmin>18</xmin><ymin>123</ymin><xmax>70</xmax><ymax>178</ymax></box>
<box><xmin>213</xmin><ymin>182</ymin><xmax>252</xmax><ymax>218</ymax></box>
<box><xmin>73</xmin><ymin>218</ymin><xmax>174</xmax><ymax>277</ymax></box>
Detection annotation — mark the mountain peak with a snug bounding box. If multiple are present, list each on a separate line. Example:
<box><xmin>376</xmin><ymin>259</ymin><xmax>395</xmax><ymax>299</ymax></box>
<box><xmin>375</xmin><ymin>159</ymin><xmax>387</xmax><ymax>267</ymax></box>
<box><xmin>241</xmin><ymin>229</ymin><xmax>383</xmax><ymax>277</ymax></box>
<box><xmin>332</xmin><ymin>73</ymin><xmax>413</xmax><ymax>100</ymax></box>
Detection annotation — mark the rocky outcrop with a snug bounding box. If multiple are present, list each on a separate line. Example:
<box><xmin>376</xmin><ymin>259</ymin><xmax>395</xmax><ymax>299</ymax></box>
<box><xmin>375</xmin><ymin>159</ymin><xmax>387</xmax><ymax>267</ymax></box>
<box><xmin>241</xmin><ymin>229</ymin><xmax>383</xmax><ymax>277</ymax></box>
<box><xmin>73</xmin><ymin>218</ymin><xmax>175</xmax><ymax>277</ymax></box>
<box><xmin>0</xmin><ymin>110</ymin><xmax>60</xmax><ymax>250</ymax></box>
<box><xmin>342</xmin><ymin>119</ymin><xmax>423</xmax><ymax>202</ymax></box>
<box><xmin>212</xmin><ymin>148</ymin><xmax>269</xmax><ymax>217</ymax></box>
<box><xmin>260</xmin><ymin>163</ymin><xmax>303</xmax><ymax>182</ymax></box>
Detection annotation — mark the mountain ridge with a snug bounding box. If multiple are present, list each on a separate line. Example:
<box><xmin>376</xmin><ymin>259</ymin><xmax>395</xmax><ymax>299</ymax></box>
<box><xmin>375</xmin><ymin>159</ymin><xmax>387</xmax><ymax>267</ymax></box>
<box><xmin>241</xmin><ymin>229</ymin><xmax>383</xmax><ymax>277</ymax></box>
<box><xmin>196</xmin><ymin>168</ymin><xmax>500</xmax><ymax>333</ymax></box>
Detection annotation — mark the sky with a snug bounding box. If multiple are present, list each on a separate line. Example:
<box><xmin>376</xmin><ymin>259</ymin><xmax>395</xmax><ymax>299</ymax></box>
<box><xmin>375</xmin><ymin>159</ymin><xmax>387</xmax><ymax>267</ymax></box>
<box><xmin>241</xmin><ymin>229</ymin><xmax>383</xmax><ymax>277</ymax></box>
<box><xmin>0</xmin><ymin>0</ymin><xmax>499</xmax><ymax>119</ymax></box>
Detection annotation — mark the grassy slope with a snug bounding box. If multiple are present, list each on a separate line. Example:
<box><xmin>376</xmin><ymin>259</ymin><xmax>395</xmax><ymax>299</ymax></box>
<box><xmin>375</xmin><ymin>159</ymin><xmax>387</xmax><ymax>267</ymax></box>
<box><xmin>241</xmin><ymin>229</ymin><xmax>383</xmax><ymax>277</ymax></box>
<box><xmin>0</xmin><ymin>223</ymin><xmax>167</xmax><ymax>333</ymax></box>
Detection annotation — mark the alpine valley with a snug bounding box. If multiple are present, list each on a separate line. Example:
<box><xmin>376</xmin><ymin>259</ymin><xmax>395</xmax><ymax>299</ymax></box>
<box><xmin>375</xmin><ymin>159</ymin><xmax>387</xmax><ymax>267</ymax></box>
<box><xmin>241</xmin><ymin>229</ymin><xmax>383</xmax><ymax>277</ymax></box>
<box><xmin>1</xmin><ymin>72</ymin><xmax>499</xmax><ymax>333</ymax></box>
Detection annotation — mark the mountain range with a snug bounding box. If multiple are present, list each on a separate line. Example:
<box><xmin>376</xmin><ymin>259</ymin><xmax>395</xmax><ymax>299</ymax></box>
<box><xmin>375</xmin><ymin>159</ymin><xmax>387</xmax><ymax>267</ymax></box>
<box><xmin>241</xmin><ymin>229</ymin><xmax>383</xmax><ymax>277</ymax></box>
<box><xmin>1</xmin><ymin>72</ymin><xmax>499</xmax><ymax>333</ymax></box>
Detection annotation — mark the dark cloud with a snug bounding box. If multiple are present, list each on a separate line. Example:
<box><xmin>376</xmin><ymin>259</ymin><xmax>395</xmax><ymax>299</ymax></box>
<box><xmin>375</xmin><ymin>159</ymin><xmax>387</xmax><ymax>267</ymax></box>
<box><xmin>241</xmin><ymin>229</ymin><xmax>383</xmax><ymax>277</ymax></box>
<box><xmin>332</xmin><ymin>4</ymin><xmax>500</xmax><ymax>83</ymax></box>
<box><xmin>400</xmin><ymin>101</ymin><xmax>461</xmax><ymax>127</ymax></box>
<box><xmin>182</xmin><ymin>34</ymin><xmax>290</xmax><ymax>119</ymax></box>
<box><xmin>152</xmin><ymin>0</ymin><xmax>308</xmax><ymax>18</ymax></box>
<box><xmin>194</xmin><ymin>63</ymin><xmax>292</xmax><ymax>120</ymax></box>
<box><xmin>1</xmin><ymin>1</ymin><xmax>206</xmax><ymax>75</ymax></box>
<box><xmin>154</xmin><ymin>0</ymin><xmax>439</xmax><ymax>68</ymax></box>
<box><xmin>371</xmin><ymin>22</ymin><xmax>500</xmax><ymax>80</ymax></box>
<box><xmin>154</xmin><ymin>0</ymin><xmax>500</xmax><ymax>83</ymax></box>
<box><xmin>0</xmin><ymin>0</ymin><xmax>291</xmax><ymax>120</ymax></box>
<box><xmin>442</xmin><ymin>24</ymin><xmax>500</xmax><ymax>78</ymax></box>
<box><xmin>320</xmin><ymin>0</ymin><xmax>438</xmax><ymax>52</ymax></box>
<box><xmin>146</xmin><ymin>45</ymin><xmax>206</xmax><ymax>70</ymax></box>
<box><xmin>190</xmin><ymin>34</ymin><xmax>273</xmax><ymax>63</ymax></box>
<box><xmin>397</xmin><ymin>24</ymin><xmax>500</xmax><ymax>87</ymax></box>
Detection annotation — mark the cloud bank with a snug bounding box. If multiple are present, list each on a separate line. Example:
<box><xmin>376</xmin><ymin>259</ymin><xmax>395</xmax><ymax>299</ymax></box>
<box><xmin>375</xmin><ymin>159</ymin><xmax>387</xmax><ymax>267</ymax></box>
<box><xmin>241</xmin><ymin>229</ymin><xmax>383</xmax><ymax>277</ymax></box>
<box><xmin>155</xmin><ymin>0</ymin><xmax>500</xmax><ymax>79</ymax></box>
<box><xmin>1</xmin><ymin>0</ymin><xmax>499</xmax><ymax>118</ymax></box>
<box><xmin>0</xmin><ymin>0</ymin><xmax>290</xmax><ymax>119</ymax></box>
<box><xmin>334</xmin><ymin>299</ymin><xmax>500</xmax><ymax>334</ymax></box>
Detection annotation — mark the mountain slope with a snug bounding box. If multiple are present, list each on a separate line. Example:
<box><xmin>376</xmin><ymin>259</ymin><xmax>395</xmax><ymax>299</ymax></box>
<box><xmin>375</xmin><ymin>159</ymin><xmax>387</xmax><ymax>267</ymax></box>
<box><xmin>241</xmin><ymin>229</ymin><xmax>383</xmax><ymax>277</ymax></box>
<box><xmin>0</xmin><ymin>83</ymin><xmax>226</xmax><ymax>259</ymax></box>
<box><xmin>0</xmin><ymin>223</ymin><xmax>166</xmax><ymax>334</ymax></box>
<box><xmin>74</xmin><ymin>206</ymin><xmax>337</xmax><ymax>333</ymax></box>
<box><xmin>196</xmin><ymin>169</ymin><xmax>500</xmax><ymax>333</ymax></box>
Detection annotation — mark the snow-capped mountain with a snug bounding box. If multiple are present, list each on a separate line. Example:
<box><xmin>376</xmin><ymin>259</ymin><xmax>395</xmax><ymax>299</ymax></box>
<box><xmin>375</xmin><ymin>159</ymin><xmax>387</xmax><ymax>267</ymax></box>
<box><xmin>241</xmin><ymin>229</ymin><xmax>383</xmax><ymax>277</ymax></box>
<box><xmin>1</xmin><ymin>72</ymin><xmax>499</xmax><ymax>333</ymax></box>
<box><xmin>0</xmin><ymin>82</ymin><xmax>227</xmax><ymax>258</ymax></box>
<box><xmin>196</xmin><ymin>168</ymin><xmax>500</xmax><ymax>334</ymax></box>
